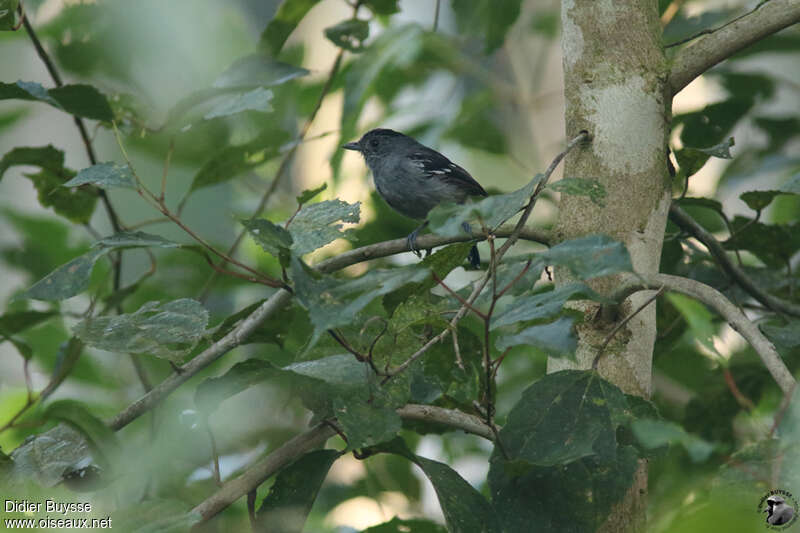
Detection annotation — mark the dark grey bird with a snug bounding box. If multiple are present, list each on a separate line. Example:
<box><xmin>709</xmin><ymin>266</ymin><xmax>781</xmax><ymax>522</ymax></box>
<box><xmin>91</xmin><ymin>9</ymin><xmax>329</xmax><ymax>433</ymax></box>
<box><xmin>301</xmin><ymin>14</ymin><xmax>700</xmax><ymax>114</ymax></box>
<box><xmin>343</xmin><ymin>128</ymin><xmax>487</xmax><ymax>267</ymax></box>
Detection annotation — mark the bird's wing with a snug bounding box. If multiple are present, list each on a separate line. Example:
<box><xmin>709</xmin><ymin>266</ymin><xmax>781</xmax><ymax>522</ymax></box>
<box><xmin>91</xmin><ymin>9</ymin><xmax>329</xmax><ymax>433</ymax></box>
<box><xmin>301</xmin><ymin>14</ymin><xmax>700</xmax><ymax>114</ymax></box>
<box><xmin>409</xmin><ymin>149</ymin><xmax>488</xmax><ymax>197</ymax></box>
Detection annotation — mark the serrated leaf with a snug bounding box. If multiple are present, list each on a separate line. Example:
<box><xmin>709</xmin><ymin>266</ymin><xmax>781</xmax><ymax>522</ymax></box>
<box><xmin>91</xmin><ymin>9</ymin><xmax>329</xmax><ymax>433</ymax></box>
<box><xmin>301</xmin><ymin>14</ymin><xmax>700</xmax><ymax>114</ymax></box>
<box><xmin>495</xmin><ymin>315</ymin><xmax>577</xmax><ymax>356</ymax></box>
<box><xmin>325</xmin><ymin>19</ymin><xmax>370</xmax><ymax>52</ymax></box>
<box><xmin>213</xmin><ymin>55</ymin><xmax>310</xmax><ymax>88</ymax></box>
<box><xmin>203</xmin><ymin>87</ymin><xmax>273</xmax><ymax>119</ymax></box>
<box><xmin>8</xmin><ymin>424</ymin><xmax>98</xmax><ymax>488</ymax></box>
<box><xmin>0</xmin><ymin>145</ymin><xmax>97</xmax><ymax>223</ymax></box>
<box><xmin>283</xmin><ymin>353</ymin><xmax>369</xmax><ymax>387</ymax></box>
<box><xmin>242</xmin><ymin>218</ymin><xmax>293</xmax><ymax>265</ymax></box>
<box><xmin>291</xmin><ymin>257</ymin><xmax>428</xmax><ymax>342</ymax></box>
<box><xmin>296</xmin><ymin>182</ymin><xmax>327</xmax><ymax>205</ymax></box>
<box><xmin>723</xmin><ymin>216</ymin><xmax>800</xmax><ymax>268</ymax></box>
<box><xmin>288</xmin><ymin>199</ymin><xmax>360</xmax><ymax>255</ymax></box>
<box><xmin>73</xmin><ymin>299</ymin><xmax>208</xmax><ymax>362</ymax></box>
<box><xmin>334</xmin><ymin>398</ymin><xmax>401</xmax><ymax>449</ymax></box>
<box><xmin>631</xmin><ymin>418</ymin><xmax>715</xmax><ymax>462</ymax></box>
<box><xmin>491</xmin><ymin>283</ymin><xmax>598</xmax><ymax>330</ymax></box>
<box><xmin>740</xmin><ymin>190</ymin><xmax>784</xmax><ymax>212</ymax></box>
<box><xmin>259</xmin><ymin>0</ymin><xmax>322</xmax><ymax>56</ymax></box>
<box><xmin>64</xmin><ymin>162</ymin><xmax>136</xmax><ymax>189</ymax></box>
<box><xmin>429</xmin><ymin>178</ymin><xmax>539</xmax><ymax>237</ymax></box>
<box><xmin>255</xmin><ymin>450</ymin><xmax>342</xmax><ymax>533</ymax></box>
<box><xmin>0</xmin><ymin>81</ymin><xmax>113</xmax><ymax>121</ymax></box>
<box><xmin>541</xmin><ymin>234</ymin><xmax>633</xmax><ymax>280</ymax></box>
<box><xmin>43</xmin><ymin>400</ymin><xmax>119</xmax><ymax>463</ymax></box>
<box><xmin>550</xmin><ymin>178</ymin><xmax>607</xmax><ymax>206</ymax></box>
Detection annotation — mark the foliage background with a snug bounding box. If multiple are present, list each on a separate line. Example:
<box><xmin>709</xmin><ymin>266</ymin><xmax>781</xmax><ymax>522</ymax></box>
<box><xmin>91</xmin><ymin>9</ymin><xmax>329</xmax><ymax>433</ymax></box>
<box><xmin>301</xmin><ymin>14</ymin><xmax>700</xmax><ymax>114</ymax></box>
<box><xmin>0</xmin><ymin>0</ymin><xmax>799</xmax><ymax>531</ymax></box>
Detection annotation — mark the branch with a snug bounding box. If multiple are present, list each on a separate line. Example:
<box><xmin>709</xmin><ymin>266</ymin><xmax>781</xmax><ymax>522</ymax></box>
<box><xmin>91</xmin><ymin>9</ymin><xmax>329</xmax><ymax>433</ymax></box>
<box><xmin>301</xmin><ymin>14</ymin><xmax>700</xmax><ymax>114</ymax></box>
<box><xmin>107</xmin><ymin>289</ymin><xmax>293</xmax><ymax>430</ymax></box>
<box><xmin>667</xmin><ymin>0</ymin><xmax>800</xmax><ymax>95</ymax></box>
<box><xmin>669</xmin><ymin>204</ymin><xmax>800</xmax><ymax>317</ymax></box>
<box><xmin>191</xmin><ymin>404</ymin><xmax>494</xmax><ymax>521</ymax></box>
<box><xmin>315</xmin><ymin>225</ymin><xmax>549</xmax><ymax>274</ymax></box>
<box><xmin>612</xmin><ymin>272</ymin><xmax>795</xmax><ymax>394</ymax></box>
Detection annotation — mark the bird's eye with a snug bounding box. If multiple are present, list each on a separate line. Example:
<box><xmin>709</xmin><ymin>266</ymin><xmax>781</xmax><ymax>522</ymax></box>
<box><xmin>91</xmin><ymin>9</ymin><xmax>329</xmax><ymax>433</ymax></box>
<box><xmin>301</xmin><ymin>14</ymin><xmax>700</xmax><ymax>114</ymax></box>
<box><xmin>369</xmin><ymin>138</ymin><xmax>379</xmax><ymax>148</ymax></box>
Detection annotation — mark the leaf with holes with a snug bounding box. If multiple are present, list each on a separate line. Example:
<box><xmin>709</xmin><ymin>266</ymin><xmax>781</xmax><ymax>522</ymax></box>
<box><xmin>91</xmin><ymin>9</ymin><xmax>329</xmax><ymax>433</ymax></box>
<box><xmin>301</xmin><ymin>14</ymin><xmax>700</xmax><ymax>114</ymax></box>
<box><xmin>288</xmin><ymin>199</ymin><xmax>360</xmax><ymax>255</ymax></box>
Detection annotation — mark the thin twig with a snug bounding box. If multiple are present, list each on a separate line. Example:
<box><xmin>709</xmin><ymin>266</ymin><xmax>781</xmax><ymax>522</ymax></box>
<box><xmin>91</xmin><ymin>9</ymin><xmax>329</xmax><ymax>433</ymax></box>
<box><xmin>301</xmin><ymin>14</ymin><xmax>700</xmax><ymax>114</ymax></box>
<box><xmin>593</xmin><ymin>286</ymin><xmax>665</xmax><ymax>370</ymax></box>
<box><xmin>665</xmin><ymin>0</ymin><xmax>769</xmax><ymax>48</ymax></box>
<box><xmin>433</xmin><ymin>0</ymin><xmax>441</xmax><ymax>31</ymax></box>
<box><xmin>495</xmin><ymin>131</ymin><xmax>590</xmax><ymax>260</ymax></box>
<box><xmin>432</xmin><ymin>272</ymin><xmax>487</xmax><ymax>320</ymax></box>
<box><xmin>722</xmin><ymin>367</ymin><xmax>756</xmax><ymax>411</ymax></box>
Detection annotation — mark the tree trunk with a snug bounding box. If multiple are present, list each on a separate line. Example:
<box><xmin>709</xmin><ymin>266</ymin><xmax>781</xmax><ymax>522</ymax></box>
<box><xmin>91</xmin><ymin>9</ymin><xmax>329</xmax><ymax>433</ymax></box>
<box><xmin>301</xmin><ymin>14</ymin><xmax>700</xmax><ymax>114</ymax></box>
<box><xmin>551</xmin><ymin>0</ymin><xmax>670</xmax><ymax>530</ymax></box>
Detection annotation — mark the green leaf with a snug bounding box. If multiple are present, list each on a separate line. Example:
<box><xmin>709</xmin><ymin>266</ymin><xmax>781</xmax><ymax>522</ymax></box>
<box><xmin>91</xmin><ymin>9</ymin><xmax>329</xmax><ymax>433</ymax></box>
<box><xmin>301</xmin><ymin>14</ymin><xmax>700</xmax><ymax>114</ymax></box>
<box><xmin>20</xmin><ymin>247</ymin><xmax>108</xmax><ymax>301</ymax></box>
<box><xmin>64</xmin><ymin>162</ymin><xmax>136</xmax><ymax>189</ymax></box>
<box><xmin>363</xmin><ymin>0</ymin><xmax>400</xmax><ymax>15</ymax></box>
<box><xmin>374</xmin><ymin>438</ymin><xmax>501</xmax><ymax>533</ymax></box>
<box><xmin>335</xmin><ymin>24</ymin><xmax>426</xmax><ymax>176</ymax></box>
<box><xmin>43</xmin><ymin>400</ymin><xmax>119</xmax><ymax>463</ymax></box>
<box><xmin>0</xmin><ymin>145</ymin><xmax>98</xmax><ymax>223</ymax></box>
<box><xmin>631</xmin><ymin>418</ymin><xmax>715</xmax><ymax>462</ymax></box>
<box><xmin>0</xmin><ymin>310</ymin><xmax>58</xmax><ymax>337</ymax></box>
<box><xmin>288</xmin><ymin>199</ymin><xmax>360</xmax><ymax>255</ymax></box>
<box><xmin>187</xmin><ymin>128</ymin><xmax>289</xmax><ymax>193</ymax></box>
<box><xmin>666</xmin><ymin>292</ymin><xmax>720</xmax><ymax>357</ymax></box>
<box><xmin>195</xmin><ymin>359</ymin><xmax>280</xmax><ymax>413</ymax></box>
<box><xmin>495</xmin><ymin>315</ymin><xmax>577</xmax><ymax>356</ymax></box>
<box><xmin>296</xmin><ymin>182</ymin><xmax>327</xmax><ymax>205</ymax></box>
<box><xmin>444</xmin><ymin>91</ymin><xmax>506</xmax><ymax>153</ymax></box>
<box><xmin>541</xmin><ymin>234</ymin><xmax>633</xmax><ymax>279</ymax></box>
<box><xmin>203</xmin><ymin>87</ymin><xmax>273</xmax><ymax>119</ymax></box>
<box><xmin>491</xmin><ymin>283</ymin><xmax>598</xmax><ymax>330</ymax></box>
<box><xmin>363</xmin><ymin>518</ymin><xmax>446</xmax><ymax>533</ymax></box>
<box><xmin>723</xmin><ymin>216</ymin><xmax>800</xmax><ymax>268</ymax></box>
<box><xmin>451</xmin><ymin>0</ymin><xmax>523</xmax><ymax>52</ymax></box>
<box><xmin>213</xmin><ymin>55</ymin><xmax>310</xmax><ymax>88</ymax></box>
<box><xmin>740</xmin><ymin>190</ymin><xmax>785</xmax><ymax>212</ymax></box>
<box><xmin>283</xmin><ymin>353</ymin><xmax>368</xmax><ymax>387</ymax></box>
<box><xmin>7</xmin><ymin>423</ymin><xmax>99</xmax><ymax>488</ymax></box>
<box><xmin>20</xmin><ymin>230</ymin><xmax>180</xmax><ymax>301</ymax></box>
<box><xmin>242</xmin><ymin>218</ymin><xmax>293</xmax><ymax>265</ymax></box>
<box><xmin>259</xmin><ymin>0</ymin><xmax>323</xmax><ymax>56</ymax></box>
<box><xmin>760</xmin><ymin>320</ymin><xmax>800</xmax><ymax>350</ymax></box>
<box><xmin>324</xmin><ymin>19</ymin><xmax>370</xmax><ymax>52</ymax></box>
<box><xmin>0</xmin><ymin>81</ymin><xmax>113</xmax><ymax>121</ymax></box>
<box><xmin>500</xmin><ymin>370</ymin><xmax>628</xmax><ymax>466</ymax></box>
<box><xmin>428</xmin><ymin>178</ymin><xmax>539</xmax><ymax>237</ymax></box>
<box><xmin>488</xmin><ymin>371</ymin><xmax>639</xmax><ymax>532</ymax></box>
<box><xmin>73</xmin><ymin>299</ymin><xmax>209</xmax><ymax>362</ymax></box>
<box><xmin>549</xmin><ymin>178</ymin><xmax>607</xmax><ymax>206</ymax></box>
<box><xmin>674</xmin><ymin>137</ymin><xmax>734</xmax><ymax>181</ymax></box>
<box><xmin>255</xmin><ymin>450</ymin><xmax>342</xmax><ymax>533</ymax></box>
<box><xmin>48</xmin><ymin>84</ymin><xmax>114</xmax><ymax>121</ymax></box>
<box><xmin>0</xmin><ymin>0</ymin><xmax>19</xmax><ymax>31</ymax></box>
<box><xmin>334</xmin><ymin>397</ymin><xmax>401</xmax><ymax>449</ymax></box>
<box><xmin>291</xmin><ymin>257</ymin><xmax>428</xmax><ymax>342</ymax></box>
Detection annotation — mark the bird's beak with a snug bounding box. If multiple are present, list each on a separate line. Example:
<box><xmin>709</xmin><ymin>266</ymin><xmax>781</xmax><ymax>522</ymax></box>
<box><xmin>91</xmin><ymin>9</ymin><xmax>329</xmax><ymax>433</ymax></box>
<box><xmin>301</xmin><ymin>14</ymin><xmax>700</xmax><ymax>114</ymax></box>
<box><xmin>342</xmin><ymin>141</ymin><xmax>361</xmax><ymax>152</ymax></box>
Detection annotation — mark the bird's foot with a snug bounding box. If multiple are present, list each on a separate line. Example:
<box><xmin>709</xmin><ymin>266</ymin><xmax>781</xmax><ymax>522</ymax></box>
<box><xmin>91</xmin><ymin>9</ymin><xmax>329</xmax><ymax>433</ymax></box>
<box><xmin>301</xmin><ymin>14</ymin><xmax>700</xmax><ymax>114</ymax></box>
<box><xmin>407</xmin><ymin>227</ymin><xmax>423</xmax><ymax>257</ymax></box>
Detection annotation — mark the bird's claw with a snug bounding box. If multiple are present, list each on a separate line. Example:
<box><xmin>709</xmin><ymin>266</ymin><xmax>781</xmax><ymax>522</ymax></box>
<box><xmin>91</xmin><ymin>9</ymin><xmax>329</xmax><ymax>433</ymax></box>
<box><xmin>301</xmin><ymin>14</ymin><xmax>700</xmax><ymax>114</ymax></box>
<box><xmin>407</xmin><ymin>228</ymin><xmax>423</xmax><ymax>257</ymax></box>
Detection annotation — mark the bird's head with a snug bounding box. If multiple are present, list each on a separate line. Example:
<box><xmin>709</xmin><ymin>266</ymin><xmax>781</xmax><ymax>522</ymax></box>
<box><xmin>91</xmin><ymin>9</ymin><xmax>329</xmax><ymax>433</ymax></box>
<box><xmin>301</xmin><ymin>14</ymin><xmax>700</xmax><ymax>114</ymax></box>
<box><xmin>343</xmin><ymin>129</ymin><xmax>412</xmax><ymax>162</ymax></box>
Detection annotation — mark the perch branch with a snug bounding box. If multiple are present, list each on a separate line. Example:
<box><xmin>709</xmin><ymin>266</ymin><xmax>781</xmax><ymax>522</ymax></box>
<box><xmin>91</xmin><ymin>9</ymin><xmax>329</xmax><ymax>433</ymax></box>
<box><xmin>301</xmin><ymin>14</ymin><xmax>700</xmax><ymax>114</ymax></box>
<box><xmin>612</xmin><ymin>272</ymin><xmax>795</xmax><ymax>394</ymax></box>
<box><xmin>191</xmin><ymin>404</ymin><xmax>495</xmax><ymax>521</ymax></box>
<box><xmin>667</xmin><ymin>0</ymin><xmax>800</xmax><ymax>95</ymax></box>
<box><xmin>669</xmin><ymin>204</ymin><xmax>800</xmax><ymax>317</ymax></box>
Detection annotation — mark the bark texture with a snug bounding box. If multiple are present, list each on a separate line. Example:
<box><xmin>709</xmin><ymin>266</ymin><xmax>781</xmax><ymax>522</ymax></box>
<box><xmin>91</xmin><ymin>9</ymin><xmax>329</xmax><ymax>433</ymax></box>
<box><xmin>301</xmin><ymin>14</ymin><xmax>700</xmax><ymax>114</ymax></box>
<box><xmin>552</xmin><ymin>1</ymin><xmax>670</xmax><ymax>531</ymax></box>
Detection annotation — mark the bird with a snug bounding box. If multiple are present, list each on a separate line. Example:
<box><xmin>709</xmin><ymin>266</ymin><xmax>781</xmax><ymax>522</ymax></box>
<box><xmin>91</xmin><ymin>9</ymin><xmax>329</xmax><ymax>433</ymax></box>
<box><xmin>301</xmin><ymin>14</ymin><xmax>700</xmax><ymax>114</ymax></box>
<box><xmin>343</xmin><ymin>128</ymin><xmax>487</xmax><ymax>268</ymax></box>
<box><xmin>765</xmin><ymin>495</ymin><xmax>794</xmax><ymax>525</ymax></box>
